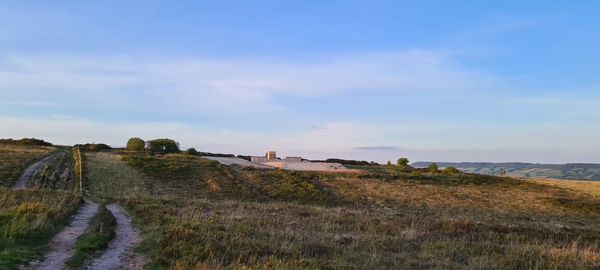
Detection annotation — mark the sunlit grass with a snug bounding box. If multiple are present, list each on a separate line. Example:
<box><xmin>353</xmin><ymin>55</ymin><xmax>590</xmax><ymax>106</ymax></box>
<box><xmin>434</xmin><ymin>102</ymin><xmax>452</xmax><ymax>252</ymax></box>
<box><xmin>0</xmin><ymin>187</ymin><xmax>80</xmax><ymax>269</ymax></box>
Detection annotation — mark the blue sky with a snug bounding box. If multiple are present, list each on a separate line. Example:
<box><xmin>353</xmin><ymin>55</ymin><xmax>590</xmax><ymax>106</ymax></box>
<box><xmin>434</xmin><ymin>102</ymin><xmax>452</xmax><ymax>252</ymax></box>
<box><xmin>1</xmin><ymin>1</ymin><xmax>599</xmax><ymax>163</ymax></box>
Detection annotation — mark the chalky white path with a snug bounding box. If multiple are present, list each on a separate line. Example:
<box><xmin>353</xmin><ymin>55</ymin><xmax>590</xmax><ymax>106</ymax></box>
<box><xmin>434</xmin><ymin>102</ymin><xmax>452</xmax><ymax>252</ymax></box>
<box><xmin>21</xmin><ymin>201</ymin><xmax>99</xmax><ymax>270</ymax></box>
<box><xmin>87</xmin><ymin>204</ymin><xmax>142</xmax><ymax>270</ymax></box>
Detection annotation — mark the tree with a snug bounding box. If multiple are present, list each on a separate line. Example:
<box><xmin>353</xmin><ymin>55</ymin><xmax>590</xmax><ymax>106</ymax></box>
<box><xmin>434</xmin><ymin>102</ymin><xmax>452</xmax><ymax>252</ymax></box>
<box><xmin>186</xmin><ymin>148</ymin><xmax>199</xmax><ymax>155</ymax></box>
<box><xmin>397</xmin><ymin>157</ymin><xmax>409</xmax><ymax>167</ymax></box>
<box><xmin>442</xmin><ymin>166</ymin><xmax>460</xmax><ymax>175</ymax></box>
<box><xmin>428</xmin><ymin>163</ymin><xmax>439</xmax><ymax>173</ymax></box>
<box><xmin>147</xmin><ymin>138</ymin><xmax>181</xmax><ymax>154</ymax></box>
<box><xmin>126</xmin><ymin>137</ymin><xmax>145</xmax><ymax>151</ymax></box>
<box><xmin>386</xmin><ymin>161</ymin><xmax>392</xmax><ymax>166</ymax></box>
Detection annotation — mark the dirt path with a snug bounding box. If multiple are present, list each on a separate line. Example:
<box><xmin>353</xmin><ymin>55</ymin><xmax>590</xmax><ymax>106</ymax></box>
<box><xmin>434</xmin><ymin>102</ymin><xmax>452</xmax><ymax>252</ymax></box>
<box><xmin>87</xmin><ymin>204</ymin><xmax>146</xmax><ymax>270</ymax></box>
<box><xmin>13</xmin><ymin>152</ymin><xmax>66</xmax><ymax>189</ymax></box>
<box><xmin>21</xmin><ymin>200</ymin><xmax>100</xmax><ymax>270</ymax></box>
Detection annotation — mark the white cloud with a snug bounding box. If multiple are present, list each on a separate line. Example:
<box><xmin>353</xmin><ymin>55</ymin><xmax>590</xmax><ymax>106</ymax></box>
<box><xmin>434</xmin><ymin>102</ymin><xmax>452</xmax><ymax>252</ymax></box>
<box><xmin>0</xmin><ymin>50</ymin><xmax>495</xmax><ymax>115</ymax></box>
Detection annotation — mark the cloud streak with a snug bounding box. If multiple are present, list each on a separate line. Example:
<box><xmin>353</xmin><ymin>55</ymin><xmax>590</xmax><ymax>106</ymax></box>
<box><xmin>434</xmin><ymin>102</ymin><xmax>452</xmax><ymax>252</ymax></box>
<box><xmin>0</xmin><ymin>50</ymin><xmax>495</xmax><ymax>116</ymax></box>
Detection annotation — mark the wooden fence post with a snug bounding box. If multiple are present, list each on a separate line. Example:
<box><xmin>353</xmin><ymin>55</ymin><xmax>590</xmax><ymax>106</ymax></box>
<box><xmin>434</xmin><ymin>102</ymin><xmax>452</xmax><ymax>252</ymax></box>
<box><xmin>77</xmin><ymin>147</ymin><xmax>83</xmax><ymax>196</ymax></box>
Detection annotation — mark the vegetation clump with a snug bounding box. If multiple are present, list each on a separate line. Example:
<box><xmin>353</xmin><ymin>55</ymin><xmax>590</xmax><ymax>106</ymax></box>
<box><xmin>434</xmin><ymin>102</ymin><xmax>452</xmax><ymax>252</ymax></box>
<box><xmin>311</xmin><ymin>158</ymin><xmax>378</xmax><ymax>166</ymax></box>
<box><xmin>126</xmin><ymin>137</ymin><xmax>146</xmax><ymax>152</ymax></box>
<box><xmin>443</xmin><ymin>166</ymin><xmax>461</xmax><ymax>175</ymax></box>
<box><xmin>397</xmin><ymin>157</ymin><xmax>409</xmax><ymax>167</ymax></box>
<box><xmin>428</xmin><ymin>162</ymin><xmax>439</xmax><ymax>173</ymax></box>
<box><xmin>0</xmin><ymin>138</ymin><xmax>52</xmax><ymax>146</ymax></box>
<box><xmin>146</xmin><ymin>139</ymin><xmax>180</xmax><ymax>154</ymax></box>
<box><xmin>185</xmin><ymin>148</ymin><xmax>199</xmax><ymax>155</ymax></box>
<box><xmin>75</xmin><ymin>143</ymin><xmax>112</xmax><ymax>151</ymax></box>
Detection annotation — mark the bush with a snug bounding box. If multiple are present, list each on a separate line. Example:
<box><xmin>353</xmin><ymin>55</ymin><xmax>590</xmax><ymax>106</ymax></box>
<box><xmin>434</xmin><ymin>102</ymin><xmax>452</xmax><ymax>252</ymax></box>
<box><xmin>428</xmin><ymin>163</ymin><xmax>439</xmax><ymax>173</ymax></box>
<box><xmin>147</xmin><ymin>139</ymin><xmax>180</xmax><ymax>154</ymax></box>
<box><xmin>75</xmin><ymin>143</ymin><xmax>112</xmax><ymax>151</ymax></box>
<box><xmin>442</xmin><ymin>167</ymin><xmax>460</xmax><ymax>175</ymax></box>
<box><xmin>126</xmin><ymin>137</ymin><xmax>145</xmax><ymax>151</ymax></box>
<box><xmin>185</xmin><ymin>148</ymin><xmax>199</xmax><ymax>155</ymax></box>
<box><xmin>397</xmin><ymin>157</ymin><xmax>409</xmax><ymax>167</ymax></box>
<box><xmin>311</xmin><ymin>159</ymin><xmax>374</xmax><ymax>166</ymax></box>
<box><xmin>0</xmin><ymin>138</ymin><xmax>52</xmax><ymax>146</ymax></box>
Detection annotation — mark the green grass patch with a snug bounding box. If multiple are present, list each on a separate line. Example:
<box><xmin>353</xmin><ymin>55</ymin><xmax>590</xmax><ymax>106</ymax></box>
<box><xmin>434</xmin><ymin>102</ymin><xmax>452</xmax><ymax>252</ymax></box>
<box><xmin>0</xmin><ymin>187</ymin><xmax>80</xmax><ymax>269</ymax></box>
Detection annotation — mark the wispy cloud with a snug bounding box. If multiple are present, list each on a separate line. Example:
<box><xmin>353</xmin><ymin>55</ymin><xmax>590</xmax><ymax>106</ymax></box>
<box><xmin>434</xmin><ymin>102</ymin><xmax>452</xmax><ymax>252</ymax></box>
<box><xmin>0</xmin><ymin>50</ymin><xmax>496</xmax><ymax>116</ymax></box>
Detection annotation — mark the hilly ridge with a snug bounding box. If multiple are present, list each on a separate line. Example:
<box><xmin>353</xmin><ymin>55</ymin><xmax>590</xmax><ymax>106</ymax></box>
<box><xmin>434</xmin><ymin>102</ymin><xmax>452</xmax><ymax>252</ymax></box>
<box><xmin>412</xmin><ymin>162</ymin><xmax>600</xmax><ymax>181</ymax></box>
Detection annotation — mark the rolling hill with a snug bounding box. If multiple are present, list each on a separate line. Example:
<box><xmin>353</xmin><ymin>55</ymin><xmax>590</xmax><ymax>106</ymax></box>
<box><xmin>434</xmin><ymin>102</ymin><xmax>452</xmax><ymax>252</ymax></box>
<box><xmin>412</xmin><ymin>162</ymin><xmax>600</xmax><ymax>181</ymax></box>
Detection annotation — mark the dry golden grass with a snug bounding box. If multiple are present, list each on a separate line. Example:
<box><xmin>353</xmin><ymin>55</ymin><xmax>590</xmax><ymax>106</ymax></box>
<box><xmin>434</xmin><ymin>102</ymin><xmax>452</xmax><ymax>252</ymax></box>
<box><xmin>326</xmin><ymin>178</ymin><xmax>600</xmax><ymax>218</ymax></box>
<box><xmin>529</xmin><ymin>178</ymin><xmax>600</xmax><ymax>198</ymax></box>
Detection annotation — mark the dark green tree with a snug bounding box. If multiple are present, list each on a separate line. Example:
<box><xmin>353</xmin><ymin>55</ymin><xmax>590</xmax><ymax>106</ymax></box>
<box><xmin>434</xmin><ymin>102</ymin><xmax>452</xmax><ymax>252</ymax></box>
<box><xmin>397</xmin><ymin>157</ymin><xmax>409</xmax><ymax>167</ymax></box>
<box><xmin>126</xmin><ymin>137</ymin><xmax>145</xmax><ymax>151</ymax></box>
<box><xmin>186</xmin><ymin>148</ymin><xmax>199</xmax><ymax>155</ymax></box>
<box><xmin>147</xmin><ymin>139</ymin><xmax>181</xmax><ymax>154</ymax></box>
<box><xmin>442</xmin><ymin>166</ymin><xmax>460</xmax><ymax>174</ymax></box>
<box><xmin>428</xmin><ymin>163</ymin><xmax>439</xmax><ymax>173</ymax></box>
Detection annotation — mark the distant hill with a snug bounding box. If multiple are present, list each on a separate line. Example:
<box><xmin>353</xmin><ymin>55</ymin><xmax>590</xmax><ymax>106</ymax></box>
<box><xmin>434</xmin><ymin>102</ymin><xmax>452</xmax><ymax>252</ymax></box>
<box><xmin>412</xmin><ymin>162</ymin><xmax>600</xmax><ymax>181</ymax></box>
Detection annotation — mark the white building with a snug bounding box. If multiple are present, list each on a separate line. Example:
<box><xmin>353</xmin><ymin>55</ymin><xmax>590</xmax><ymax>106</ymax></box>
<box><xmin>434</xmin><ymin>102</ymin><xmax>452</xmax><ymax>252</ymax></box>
<box><xmin>250</xmin><ymin>151</ymin><xmax>302</xmax><ymax>163</ymax></box>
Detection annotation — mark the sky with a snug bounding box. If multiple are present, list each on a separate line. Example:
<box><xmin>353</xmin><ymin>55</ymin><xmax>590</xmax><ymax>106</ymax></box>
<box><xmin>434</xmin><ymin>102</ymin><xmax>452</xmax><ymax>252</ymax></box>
<box><xmin>1</xmin><ymin>1</ymin><xmax>599</xmax><ymax>163</ymax></box>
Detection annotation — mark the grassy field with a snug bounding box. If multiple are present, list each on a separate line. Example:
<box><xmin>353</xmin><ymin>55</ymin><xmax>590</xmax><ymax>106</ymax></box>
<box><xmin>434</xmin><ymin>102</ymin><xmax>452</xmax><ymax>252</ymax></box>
<box><xmin>0</xmin><ymin>144</ymin><xmax>54</xmax><ymax>187</ymax></box>
<box><xmin>530</xmin><ymin>178</ymin><xmax>600</xmax><ymax>199</ymax></box>
<box><xmin>0</xmin><ymin>144</ymin><xmax>83</xmax><ymax>269</ymax></box>
<box><xmin>121</xmin><ymin>153</ymin><xmax>339</xmax><ymax>204</ymax></box>
<box><xmin>0</xmin><ymin>187</ymin><xmax>81</xmax><ymax>269</ymax></box>
<box><xmin>81</xmin><ymin>152</ymin><xmax>600</xmax><ymax>269</ymax></box>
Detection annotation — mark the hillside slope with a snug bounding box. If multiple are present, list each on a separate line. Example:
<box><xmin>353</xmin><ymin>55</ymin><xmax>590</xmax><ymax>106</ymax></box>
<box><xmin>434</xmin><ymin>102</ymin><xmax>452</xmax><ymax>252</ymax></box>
<box><xmin>82</xmin><ymin>152</ymin><xmax>600</xmax><ymax>269</ymax></box>
<box><xmin>413</xmin><ymin>162</ymin><xmax>600</xmax><ymax>181</ymax></box>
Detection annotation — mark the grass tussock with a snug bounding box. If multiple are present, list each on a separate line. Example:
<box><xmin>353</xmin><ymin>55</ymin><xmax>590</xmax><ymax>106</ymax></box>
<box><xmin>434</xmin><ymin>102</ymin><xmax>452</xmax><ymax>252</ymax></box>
<box><xmin>0</xmin><ymin>187</ymin><xmax>80</xmax><ymax>269</ymax></box>
<box><xmin>0</xmin><ymin>145</ymin><xmax>53</xmax><ymax>187</ymax></box>
<box><xmin>66</xmin><ymin>205</ymin><xmax>117</xmax><ymax>269</ymax></box>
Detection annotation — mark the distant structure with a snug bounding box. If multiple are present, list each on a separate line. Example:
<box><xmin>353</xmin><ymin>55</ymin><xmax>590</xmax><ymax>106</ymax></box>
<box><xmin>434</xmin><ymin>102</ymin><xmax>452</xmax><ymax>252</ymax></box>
<box><xmin>284</xmin><ymin>157</ymin><xmax>302</xmax><ymax>163</ymax></box>
<box><xmin>251</xmin><ymin>151</ymin><xmax>302</xmax><ymax>163</ymax></box>
<box><xmin>209</xmin><ymin>150</ymin><xmax>358</xmax><ymax>173</ymax></box>
<box><xmin>251</xmin><ymin>151</ymin><xmax>277</xmax><ymax>163</ymax></box>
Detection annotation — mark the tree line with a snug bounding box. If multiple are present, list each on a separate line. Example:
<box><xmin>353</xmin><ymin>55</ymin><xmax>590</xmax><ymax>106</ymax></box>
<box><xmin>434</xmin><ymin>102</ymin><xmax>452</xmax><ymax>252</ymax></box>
<box><xmin>0</xmin><ymin>138</ymin><xmax>52</xmax><ymax>146</ymax></box>
<box><xmin>126</xmin><ymin>137</ymin><xmax>182</xmax><ymax>154</ymax></box>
